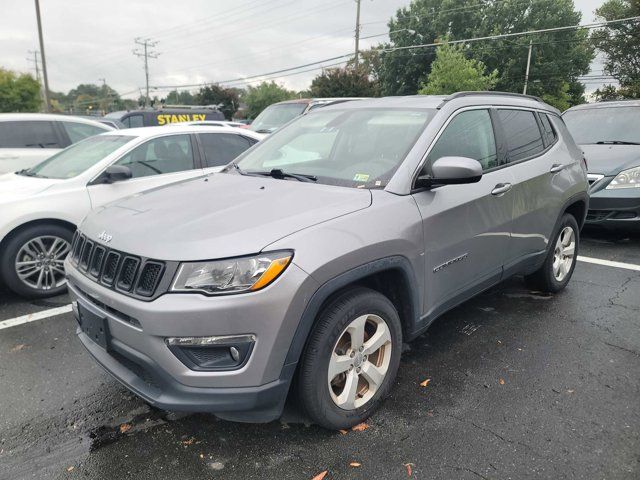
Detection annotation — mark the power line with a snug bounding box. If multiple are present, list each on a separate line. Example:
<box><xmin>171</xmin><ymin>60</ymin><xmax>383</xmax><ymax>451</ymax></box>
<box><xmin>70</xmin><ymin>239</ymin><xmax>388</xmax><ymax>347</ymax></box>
<box><xmin>149</xmin><ymin>16</ymin><xmax>640</xmax><ymax>91</ymax></box>
<box><xmin>133</xmin><ymin>38</ymin><xmax>159</xmax><ymax>107</ymax></box>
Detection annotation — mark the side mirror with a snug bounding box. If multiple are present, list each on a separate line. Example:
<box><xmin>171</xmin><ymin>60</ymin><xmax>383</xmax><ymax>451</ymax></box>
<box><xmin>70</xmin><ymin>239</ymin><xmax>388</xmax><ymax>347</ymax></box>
<box><xmin>415</xmin><ymin>156</ymin><xmax>483</xmax><ymax>188</ymax></box>
<box><xmin>93</xmin><ymin>165</ymin><xmax>132</xmax><ymax>184</ymax></box>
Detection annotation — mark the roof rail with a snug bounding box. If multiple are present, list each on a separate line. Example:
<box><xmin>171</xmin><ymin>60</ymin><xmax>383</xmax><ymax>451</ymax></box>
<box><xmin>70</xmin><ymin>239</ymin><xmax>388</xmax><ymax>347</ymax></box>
<box><xmin>443</xmin><ymin>91</ymin><xmax>544</xmax><ymax>103</ymax></box>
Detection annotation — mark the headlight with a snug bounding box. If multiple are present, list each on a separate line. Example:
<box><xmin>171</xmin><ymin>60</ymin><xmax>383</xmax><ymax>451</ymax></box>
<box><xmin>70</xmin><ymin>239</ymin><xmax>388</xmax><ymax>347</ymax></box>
<box><xmin>606</xmin><ymin>166</ymin><xmax>640</xmax><ymax>189</ymax></box>
<box><xmin>171</xmin><ymin>251</ymin><xmax>292</xmax><ymax>294</ymax></box>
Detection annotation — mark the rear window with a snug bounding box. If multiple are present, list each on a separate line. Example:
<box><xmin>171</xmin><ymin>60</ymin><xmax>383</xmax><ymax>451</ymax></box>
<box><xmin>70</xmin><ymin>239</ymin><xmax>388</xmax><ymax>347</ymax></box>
<box><xmin>538</xmin><ymin>114</ymin><xmax>557</xmax><ymax>147</ymax></box>
<box><xmin>61</xmin><ymin>121</ymin><xmax>108</xmax><ymax>143</ymax></box>
<box><xmin>199</xmin><ymin>133</ymin><xmax>256</xmax><ymax>167</ymax></box>
<box><xmin>0</xmin><ymin>120</ymin><xmax>62</xmax><ymax>148</ymax></box>
<box><xmin>498</xmin><ymin>109</ymin><xmax>544</xmax><ymax>162</ymax></box>
<box><xmin>563</xmin><ymin>106</ymin><xmax>640</xmax><ymax>144</ymax></box>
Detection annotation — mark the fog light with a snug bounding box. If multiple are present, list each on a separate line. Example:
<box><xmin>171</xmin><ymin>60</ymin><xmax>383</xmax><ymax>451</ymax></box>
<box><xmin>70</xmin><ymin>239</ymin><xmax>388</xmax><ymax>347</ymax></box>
<box><xmin>165</xmin><ymin>334</ymin><xmax>255</xmax><ymax>371</ymax></box>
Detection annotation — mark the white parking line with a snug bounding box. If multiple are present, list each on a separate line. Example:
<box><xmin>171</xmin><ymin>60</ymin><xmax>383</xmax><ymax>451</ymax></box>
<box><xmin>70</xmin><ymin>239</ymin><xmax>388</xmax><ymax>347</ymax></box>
<box><xmin>0</xmin><ymin>255</ymin><xmax>638</xmax><ymax>331</ymax></box>
<box><xmin>0</xmin><ymin>304</ymin><xmax>72</xmax><ymax>331</ymax></box>
<box><xmin>577</xmin><ymin>256</ymin><xmax>640</xmax><ymax>272</ymax></box>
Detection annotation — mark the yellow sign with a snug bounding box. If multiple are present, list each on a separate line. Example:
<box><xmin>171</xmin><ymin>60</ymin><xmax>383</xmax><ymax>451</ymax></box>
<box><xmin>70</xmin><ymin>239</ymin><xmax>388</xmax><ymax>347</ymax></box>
<box><xmin>157</xmin><ymin>113</ymin><xmax>207</xmax><ymax>125</ymax></box>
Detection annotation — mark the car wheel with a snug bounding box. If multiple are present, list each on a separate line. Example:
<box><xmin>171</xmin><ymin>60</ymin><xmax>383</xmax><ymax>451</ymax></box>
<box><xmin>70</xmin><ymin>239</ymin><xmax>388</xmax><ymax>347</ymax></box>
<box><xmin>297</xmin><ymin>287</ymin><xmax>402</xmax><ymax>430</ymax></box>
<box><xmin>525</xmin><ymin>213</ymin><xmax>579</xmax><ymax>293</ymax></box>
<box><xmin>0</xmin><ymin>224</ymin><xmax>73</xmax><ymax>299</ymax></box>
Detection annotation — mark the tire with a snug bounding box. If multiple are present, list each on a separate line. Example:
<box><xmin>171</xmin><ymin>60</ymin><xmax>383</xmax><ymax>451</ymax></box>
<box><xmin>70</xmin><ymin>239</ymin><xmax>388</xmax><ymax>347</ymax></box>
<box><xmin>525</xmin><ymin>213</ymin><xmax>579</xmax><ymax>293</ymax></box>
<box><xmin>297</xmin><ymin>287</ymin><xmax>402</xmax><ymax>430</ymax></box>
<box><xmin>0</xmin><ymin>224</ymin><xmax>73</xmax><ymax>299</ymax></box>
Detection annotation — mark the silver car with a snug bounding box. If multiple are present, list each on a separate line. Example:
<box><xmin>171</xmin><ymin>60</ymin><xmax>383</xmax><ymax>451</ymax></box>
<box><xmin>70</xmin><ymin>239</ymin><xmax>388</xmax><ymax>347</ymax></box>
<box><xmin>65</xmin><ymin>92</ymin><xmax>588</xmax><ymax>430</ymax></box>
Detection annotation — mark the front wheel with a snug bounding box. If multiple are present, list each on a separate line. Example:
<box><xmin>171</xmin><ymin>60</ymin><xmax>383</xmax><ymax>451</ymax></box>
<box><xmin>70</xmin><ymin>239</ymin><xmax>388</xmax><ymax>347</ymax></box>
<box><xmin>0</xmin><ymin>224</ymin><xmax>73</xmax><ymax>299</ymax></box>
<box><xmin>297</xmin><ymin>287</ymin><xmax>402</xmax><ymax>430</ymax></box>
<box><xmin>525</xmin><ymin>213</ymin><xmax>579</xmax><ymax>293</ymax></box>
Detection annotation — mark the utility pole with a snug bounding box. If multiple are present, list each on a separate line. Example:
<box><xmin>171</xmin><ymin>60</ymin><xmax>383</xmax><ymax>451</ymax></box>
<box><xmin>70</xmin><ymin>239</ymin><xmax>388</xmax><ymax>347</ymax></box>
<box><xmin>133</xmin><ymin>38</ymin><xmax>159</xmax><ymax>107</ymax></box>
<box><xmin>27</xmin><ymin>50</ymin><xmax>45</xmax><ymax>110</ymax></box>
<box><xmin>354</xmin><ymin>0</ymin><xmax>362</xmax><ymax>65</ymax></box>
<box><xmin>34</xmin><ymin>0</ymin><xmax>50</xmax><ymax>112</ymax></box>
<box><xmin>523</xmin><ymin>39</ymin><xmax>533</xmax><ymax>95</ymax></box>
<box><xmin>98</xmin><ymin>78</ymin><xmax>106</xmax><ymax>114</ymax></box>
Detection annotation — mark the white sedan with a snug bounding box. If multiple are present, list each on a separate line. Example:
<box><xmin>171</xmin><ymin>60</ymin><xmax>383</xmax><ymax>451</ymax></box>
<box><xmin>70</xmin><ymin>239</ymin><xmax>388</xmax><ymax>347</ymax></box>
<box><xmin>0</xmin><ymin>125</ymin><xmax>263</xmax><ymax>298</ymax></box>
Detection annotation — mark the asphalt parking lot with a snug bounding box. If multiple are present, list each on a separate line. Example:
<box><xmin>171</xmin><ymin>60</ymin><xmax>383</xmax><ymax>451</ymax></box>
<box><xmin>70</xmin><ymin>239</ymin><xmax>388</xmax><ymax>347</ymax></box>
<box><xmin>1</xmin><ymin>229</ymin><xmax>639</xmax><ymax>480</ymax></box>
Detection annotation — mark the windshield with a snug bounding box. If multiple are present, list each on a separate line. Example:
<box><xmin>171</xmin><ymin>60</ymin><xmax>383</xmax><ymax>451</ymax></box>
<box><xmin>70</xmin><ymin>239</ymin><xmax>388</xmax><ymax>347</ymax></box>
<box><xmin>563</xmin><ymin>106</ymin><xmax>640</xmax><ymax>144</ymax></box>
<box><xmin>24</xmin><ymin>135</ymin><xmax>133</xmax><ymax>179</ymax></box>
<box><xmin>250</xmin><ymin>103</ymin><xmax>307</xmax><ymax>133</ymax></box>
<box><xmin>234</xmin><ymin>108</ymin><xmax>435</xmax><ymax>188</ymax></box>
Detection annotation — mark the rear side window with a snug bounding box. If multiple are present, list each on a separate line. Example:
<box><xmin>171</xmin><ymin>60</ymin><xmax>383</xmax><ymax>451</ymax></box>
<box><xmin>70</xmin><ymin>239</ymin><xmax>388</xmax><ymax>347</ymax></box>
<box><xmin>498</xmin><ymin>109</ymin><xmax>544</xmax><ymax>162</ymax></box>
<box><xmin>0</xmin><ymin>120</ymin><xmax>62</xmax><ymax>148</ymax></box>
<box><xmin>61</xmin><ymin>121</ymin><xmax>107</xmax><ymax>144</ymax></box>
<box><xmin>199</xmin><ymin>133</ymin><xmax>255</xmax><ymax>167</ymax></box>
<box><xmin>538</xmin><ymin>114</ymin><xmax>557</xmax><ymax>147</ymax></box>
<box><xmin>123</xmin><ymin>115</ymin><xmax>144</xmax><ymax>128</ymax></box>
<box><xmin>426</xmin><ymin>109</ymin><xmax>498</xmax><ymax>171</ymax></box>
<box><xmin>114</xmin><ymin>134</ymin><xmax>195</xmax><ymax>178</ymax></box>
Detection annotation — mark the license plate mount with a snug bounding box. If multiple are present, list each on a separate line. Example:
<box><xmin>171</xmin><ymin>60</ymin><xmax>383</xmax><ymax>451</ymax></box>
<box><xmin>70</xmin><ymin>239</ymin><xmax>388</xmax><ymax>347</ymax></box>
<box><xmin>78</xmin><ymin>304</ymin><xmax>110</xmax><ymax>350</ymax></box>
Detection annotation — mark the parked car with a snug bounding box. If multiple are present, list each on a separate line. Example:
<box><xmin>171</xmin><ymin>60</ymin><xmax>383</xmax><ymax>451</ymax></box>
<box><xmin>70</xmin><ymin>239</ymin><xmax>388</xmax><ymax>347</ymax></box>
<box><xmin>563</xmin><ymin>100</ymin><xmax>640</xmax><ymax>230</ymax></box>
<box><xmin>181</xmin><ymin>120</ymin><xmax>248</xmax><ymax>128</ymax></box>
<box><xmin>76</xmin><ymin>116</ymin><xmax>126</xmax><ymax>129</ymax></box>
<box><xmin>0</xmin><ymin>113</ymin><xmax>113</xmax><ymax>174</ymax></box>
<box><xmin>249</xmin><ymin>98</ymin><xmax>366</xmax><ymax>134</ymax></box>
<box><xmin>0</xmin><ymin>125</ymin><xmax>263</xmax><ymax>298</ymax></box>
<box><xmin>66</xmin><ymin>92</ymin><xmax>588</xmax><ymax>430</ymax></box>
<box><xmin>105</xmin><ymin>106</ymin><xmax>225</xmax><ymax>128</ymax></box>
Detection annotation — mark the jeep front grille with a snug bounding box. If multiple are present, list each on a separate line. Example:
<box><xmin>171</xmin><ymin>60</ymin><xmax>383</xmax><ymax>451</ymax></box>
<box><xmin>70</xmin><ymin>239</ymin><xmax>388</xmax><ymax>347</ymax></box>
<box><xmin>70</xmin><ymin>232</ymin><xmax>165</xmax><ymax>298</ymax></box>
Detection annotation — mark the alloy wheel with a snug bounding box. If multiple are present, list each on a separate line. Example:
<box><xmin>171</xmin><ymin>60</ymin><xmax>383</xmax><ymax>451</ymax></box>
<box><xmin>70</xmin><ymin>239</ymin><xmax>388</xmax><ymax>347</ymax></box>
<box><xmin>552</xmin><ymin>226</ymin><xmax>575</xmax><ymax>282</ymax></box>
<box><xmin>327</xmin><ymin>313</ymin><xmax>392</xmax><ymax>410</ymax></box>
<box><xmin>15</xmin><ymin>235</ymin><xmax>70</xmax><ymax>291</ymax></box>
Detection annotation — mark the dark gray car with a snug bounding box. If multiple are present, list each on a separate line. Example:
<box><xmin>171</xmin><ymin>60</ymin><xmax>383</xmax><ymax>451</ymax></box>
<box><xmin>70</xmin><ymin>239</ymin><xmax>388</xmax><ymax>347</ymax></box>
<box><xmin>563</xmin><ymin>100</ymin><xmax>640</xmax><ymax>230</ymax></box>
<box><xmin>65</xmin><ymin>92</ymin><xmax>588</xmax><ymax>430</ymax></box>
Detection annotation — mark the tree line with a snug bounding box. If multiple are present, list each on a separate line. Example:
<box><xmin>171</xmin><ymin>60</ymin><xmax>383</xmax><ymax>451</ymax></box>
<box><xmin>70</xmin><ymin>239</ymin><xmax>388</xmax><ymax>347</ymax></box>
<box><xmin>1</xmin><ymin>0</ymin><xmax>637</xmax><ymax>116</ymax></box>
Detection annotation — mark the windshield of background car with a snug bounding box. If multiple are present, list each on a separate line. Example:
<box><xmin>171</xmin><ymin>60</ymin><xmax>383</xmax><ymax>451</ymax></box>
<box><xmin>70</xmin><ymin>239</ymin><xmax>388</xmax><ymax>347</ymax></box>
<box><xmin>26</xmin><ymin>135</ymin><xmax>133</xmax><ymax>179</ymax></box>
<box><xmin>249</xmin><ymin>103</ymin><xmax>307</xmax><ymax>133</ymax></box>
<box><xmin>563</xmin><ymin>106</ymin><xmax>640</xmax><ymax>144</ymax></box>
<box><xmin>235</xmin><ymin>108</ymin><xmax>435</xmax><ymax>188</ymax></box>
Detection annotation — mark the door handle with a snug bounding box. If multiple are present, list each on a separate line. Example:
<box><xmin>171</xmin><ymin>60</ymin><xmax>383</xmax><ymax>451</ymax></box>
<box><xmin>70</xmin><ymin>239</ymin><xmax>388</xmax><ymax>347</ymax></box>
<box><xmin>550</xmin><ymin>164</ymin><xmax>565</xmax><ymax>173</ymax></box>
<box><xmin>491</xmin><ymin>183</ymin><xmax>512</xmax><ymax>196</ymax></box>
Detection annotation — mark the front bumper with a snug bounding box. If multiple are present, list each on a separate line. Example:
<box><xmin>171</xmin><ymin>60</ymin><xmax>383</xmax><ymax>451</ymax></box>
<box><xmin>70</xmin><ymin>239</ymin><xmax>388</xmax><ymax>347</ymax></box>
<box><xmin>586</xmin><ymin>181</ymin><xmax>640</xmax><ymax>230</ymax></box>
<box><xmin>66</xmin><ymin>259</ymin><xmax>318</xmax><ymax>421</ymax></box>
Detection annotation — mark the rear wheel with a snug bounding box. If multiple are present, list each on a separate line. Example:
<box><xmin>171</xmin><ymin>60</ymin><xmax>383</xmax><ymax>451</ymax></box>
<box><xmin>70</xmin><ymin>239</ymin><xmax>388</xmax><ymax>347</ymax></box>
<box><xmin>0</xmin><ymin>224</ymin><xmax>73</xmax><ymax>298</ymax></box>
<box><xmin>525</xmin><ymin>213</ymin><xmax>579</xmax><ymax>293</ymax></box>
<box><xmin>297</xmin><ymin>287</ymin><xmax>402</xmax><ymax>430</ymax></box>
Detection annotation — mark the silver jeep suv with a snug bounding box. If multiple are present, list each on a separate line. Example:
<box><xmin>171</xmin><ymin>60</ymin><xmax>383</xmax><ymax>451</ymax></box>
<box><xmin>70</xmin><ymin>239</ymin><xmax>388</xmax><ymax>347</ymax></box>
<box><xmin>65</xmin><ymin>93</ymin><xmax>588</xmax><ymax>429</ymax></box>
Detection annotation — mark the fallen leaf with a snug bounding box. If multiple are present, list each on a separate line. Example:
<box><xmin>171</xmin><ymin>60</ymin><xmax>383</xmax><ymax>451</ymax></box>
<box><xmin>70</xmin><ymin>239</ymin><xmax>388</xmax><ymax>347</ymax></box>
<box><xmin>351</xmin><ymin>422</ymin><xmax>369</xmax><ymax>432</ymax></box>
<box><xmin>567</xmin><ymin>389</ymin><xmax>575</xmax><ymax>394</ymax></box>
<box><xmin>199</xmin><ymin>453</ymin><xmax>204</xmax><ymax>459</ymax></box>
<box><xmin>311</xmin><ymin>470</ymin><xmax>328</xmax><ymax>480</ymax></box>
<box><xmin>119</xmin><ymin>423</ymin><xmax>132</xmax><ymax>434</ymax></box>
<box><xmin>338</xmin><ymin>429</ymin><xmax>349</xmax><ymax>435</ymax></box>
<box><xmin>66</xmin><ymin>466</ymin><xmax>74</xmax><ymax>472</ymax></box>
<box><xmin>181</xmin><ymin>437</ymin><xmax>195</xmax><ymax>445</ymax></box>
<box><xmin>404</xmin><ymin>463</ymin><xmax>415</xmax><ymax>477</ymax></box>
<box><xmin>10</xmin><ymin>344</ymin><xmax>26</xmax><ymax>352</ymax></box>
<box><xmin>420</xmin><ymin>378</ymin><xmax>431</xmax><ymax>387</ymax></box>
<box><xmin>349</xmin><ymin>462</ymin><xmax>361</xmax><ymax>467</ymax></box>
<box><xmin>427</xmin><ymin>410</ymin><xmax>434</xmax><ymax>417</ymax></box>
<box><xmin>499</xmin><ymin>378</ymin><xmax>505</xmax><ymax>385</ymax></box>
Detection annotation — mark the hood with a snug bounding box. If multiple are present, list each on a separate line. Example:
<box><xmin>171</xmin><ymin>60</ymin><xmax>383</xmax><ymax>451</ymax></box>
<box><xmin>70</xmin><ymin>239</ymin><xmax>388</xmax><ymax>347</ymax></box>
<box><xmin>0</xmin><ymin>173</ymin><xmax>61</xmax><ymax>200</ymax></box>
<box><xmin>580</xmin><ymin>144</ymin><xmax>640</xmax><ymax>176</ymax></box>
<box><xmin>80</xmin><ymin>173</ymin><xmax>372</xmax><ymax>261</ymax></box>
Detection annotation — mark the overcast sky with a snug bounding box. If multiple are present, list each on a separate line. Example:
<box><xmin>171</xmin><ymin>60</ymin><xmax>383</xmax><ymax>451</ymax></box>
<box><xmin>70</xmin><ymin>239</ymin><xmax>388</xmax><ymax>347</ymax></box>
<box><xmin>0</xmin><ymin>0</ymin><xmax>607</xmax><ymax>99</ymax></box>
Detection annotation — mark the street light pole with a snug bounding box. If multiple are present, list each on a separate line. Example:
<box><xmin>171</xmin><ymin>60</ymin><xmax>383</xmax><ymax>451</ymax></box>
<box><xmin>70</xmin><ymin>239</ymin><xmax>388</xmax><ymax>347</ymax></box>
<box><xmin>523</xmin><ymin>39</ymin><xmax>533</xmax><ymax>95</ymax></box>
<box><xmin>34</xmin><ymin>0</ymin><xmax>50</xmax><ymax>112</ymax></box>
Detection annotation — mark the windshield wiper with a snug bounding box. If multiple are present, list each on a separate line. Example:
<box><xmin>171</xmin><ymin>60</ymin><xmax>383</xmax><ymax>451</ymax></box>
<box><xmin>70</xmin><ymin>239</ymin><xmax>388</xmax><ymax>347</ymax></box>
<box><xmin>245</xmin><ymin>168</ymin><xmax>317</xmax><ymax>182</ymax></box>
<box><xmin>16</xmin><ymin>169</ymin><xmax>40</xmax><ymax>177</ymax></box>
<box><xmin>595</xmin><ymin>140</ymin><xmax>640</xmax><ymax>145</ymax></box>
<box><xmin>254</xmin><ymin>128</ymin><xmax>275</xmax><ymax>134</ymax></box>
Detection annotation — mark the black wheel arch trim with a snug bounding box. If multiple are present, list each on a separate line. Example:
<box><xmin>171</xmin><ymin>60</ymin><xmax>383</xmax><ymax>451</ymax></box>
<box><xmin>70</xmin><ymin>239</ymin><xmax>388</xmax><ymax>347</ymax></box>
<box><xmin>282</xmin><ymin>255</ymin><xmax>421</xmax><ymax>370</ymax></box>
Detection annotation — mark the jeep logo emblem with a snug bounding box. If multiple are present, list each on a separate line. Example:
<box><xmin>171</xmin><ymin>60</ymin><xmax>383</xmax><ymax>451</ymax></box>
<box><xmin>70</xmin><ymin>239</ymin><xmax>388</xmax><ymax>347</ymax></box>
<box><xmin>97</xmin><ymin>231</ymin><xmax>113</xmax><ymax>243</ymax></box>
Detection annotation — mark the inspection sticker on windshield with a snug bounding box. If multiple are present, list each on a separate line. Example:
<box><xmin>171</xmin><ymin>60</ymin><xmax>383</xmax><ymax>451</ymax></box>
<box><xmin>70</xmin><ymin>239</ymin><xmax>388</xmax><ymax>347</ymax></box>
<box><xmin>353</xmin><ymin>173</ymin><xmax>370</xmax><ymax>182</ymax></box>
